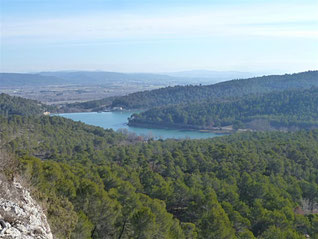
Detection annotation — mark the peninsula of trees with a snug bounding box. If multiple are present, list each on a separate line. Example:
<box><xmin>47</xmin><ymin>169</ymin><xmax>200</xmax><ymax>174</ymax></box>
<box><xmin>128</xmin><ymin>87</ymin><xmax>318</xmax><ymax>132</ymax></box>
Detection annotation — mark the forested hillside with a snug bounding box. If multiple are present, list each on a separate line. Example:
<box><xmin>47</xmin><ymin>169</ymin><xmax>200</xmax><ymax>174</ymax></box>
<box><xmin>1</xmin><ymin>96</ymin><xmax>318</xmax><ymax>238</ymax></box>
<box><xmin>0</xmin><ymin>93</ymin><xmax>55</xmax><ymax>116</ymax></box>
<box><xmin>66</xmin><ymin>71</ymin><xmax>318</xmax><ymax>111</ymax></box>
<box><xmin>128</xmin><ymin>87</ymin><xmax>318</xmax><ymax>131</ymax></box>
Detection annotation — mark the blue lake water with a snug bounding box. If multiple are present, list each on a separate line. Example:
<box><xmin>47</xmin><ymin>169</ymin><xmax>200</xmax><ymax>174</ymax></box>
<box><xmin>58</xmin><ymin>111</ymin><xmax>223</xmax><ymax>140</ymax></box>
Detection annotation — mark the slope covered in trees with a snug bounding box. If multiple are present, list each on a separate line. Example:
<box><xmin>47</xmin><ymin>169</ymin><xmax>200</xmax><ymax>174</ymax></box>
<box><xmin>0</xmin><ymin>93</ymin><xmax>56</xmax><ymax>116</ymax></box>
<box><xmin>1</xmin><ymin>97</ymin><xmax>318</xmax><ymax>238</ymax></box>
<box><xmin>128</xmin><ymin>87</ymin><xmax>318</xmax><ymax>131</ymax></box>
<box><xmin>65</xmin><ymin>71</ymin><xmax>318</xmax><ymax>111</ymax></box>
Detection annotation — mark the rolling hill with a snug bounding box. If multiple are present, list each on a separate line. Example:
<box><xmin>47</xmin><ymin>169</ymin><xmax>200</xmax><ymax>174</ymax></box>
<box><xmin>65</xmin><ymin>71</ymin><xmax>318</xmax><ymax>111</ymax></box>
<box><xmin>0</xmin><ymin>93</ymin><xmax>55</xmax><ymax>116</ymax></box>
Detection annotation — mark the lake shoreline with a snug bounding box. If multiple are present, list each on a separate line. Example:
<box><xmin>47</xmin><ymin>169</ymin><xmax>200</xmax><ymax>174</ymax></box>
<box><xmin>56</xmin><ymin>111</ymin><xmax>225</xmax><ymax>139</ymax></box>
<box><xmin>128</xmin><ymin>121</ymin><xmax>233</xmax><ymax>134</ymax></box>
<box><xmin>127</xmin><ymin>123</ymin><xmax>235</xmax><ymax>135</ymax></box>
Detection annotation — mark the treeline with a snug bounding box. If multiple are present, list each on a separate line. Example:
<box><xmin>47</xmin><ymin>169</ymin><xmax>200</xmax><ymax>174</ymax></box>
<box><xmin>128</xmin><ymin>87</ymin><xmax>318</xmax><ymax>131</ymax></box>
<box><xmin>60</xmin><ymin>96</ymin><xmax>116</xmax><ymax>112</ymax></box>
<box><xmin>64</xmin><ymin>71</ymin><xmax>318</xmax><ymax>111</ymax></box>
<box><xmin>1</xmin><ymin>113</ymin><xmax>318</xmax><ymax>238</ymax></box>
<box><xmin>0</xmin><ymin>93</ymin><xmax>56</xmax><ymax>116</ymax></box>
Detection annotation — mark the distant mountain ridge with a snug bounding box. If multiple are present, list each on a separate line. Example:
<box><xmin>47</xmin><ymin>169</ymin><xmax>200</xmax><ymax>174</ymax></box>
<box><xmin>165</xmin><ymin>70</ymin><xmax>260</xmax><ymax>79</ymax></box>
<box><xmin>0</xmin><ymin>73</ymin><xmax>66</xmax><ymax>87</ymax></box>
<box><xmin>0</xmin><ymin>70</ymin><xmax>261</xmax><ymax>88</ymax></box>
<box><xmin>0</xmin><ymin>72</ymin><xmax>179</xmax><ymax>87</ymax></box>
<box><xmin>39</xmin><ymin>71</ymin><xmax>180</xmax><ymax>85</ymax></box>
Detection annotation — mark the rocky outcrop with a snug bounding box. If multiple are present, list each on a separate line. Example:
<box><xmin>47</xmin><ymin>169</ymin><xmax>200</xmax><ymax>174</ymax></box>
<box><xmin>0</xmin><ymin>176</ymin><xmax>53</xmax><ymax>239</ymax></box>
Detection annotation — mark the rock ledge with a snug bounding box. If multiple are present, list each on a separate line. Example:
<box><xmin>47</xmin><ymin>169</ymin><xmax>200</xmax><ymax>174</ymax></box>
<box><xmin>0</xmin><ymin>179</ymin><xmax>53</xmax><ymax>239</ymax></box>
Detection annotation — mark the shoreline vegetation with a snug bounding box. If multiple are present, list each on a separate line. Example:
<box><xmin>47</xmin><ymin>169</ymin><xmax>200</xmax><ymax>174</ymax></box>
<box><xmin>128</xmin><ymin>119</ymin><xmax>318</xmax><ymax>134</ymax></box>
<box><xmin>127</xmin><ymin>120</ymin><xmax>312</xmax><ymax>134</ymax></box>
<box><xmin>54</xmin><ymin>110</ymin><xmax>231</xmax><ymax>136</ymax></box>
<box><xmin>127</xmin><ymin>87</ymin><xmax>318</xmax><ymax>134</ymax></box>
<box><xmin>127</xmin><ymin>120</ymin><xmax>235</xmax><ymax>134</ymax></box>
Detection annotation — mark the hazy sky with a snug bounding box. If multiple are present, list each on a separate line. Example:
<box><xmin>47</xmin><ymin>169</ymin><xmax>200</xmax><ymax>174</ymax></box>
<box><xmin>1</xmin><ymin>0</ymin><xmax>317</xmax><ymax>73</ymax></box>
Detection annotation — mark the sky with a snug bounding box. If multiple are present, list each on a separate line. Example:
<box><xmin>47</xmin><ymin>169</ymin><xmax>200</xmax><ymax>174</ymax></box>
<box><xmin>0</xmin><ymin>0</ymin><xmax>318</xmax><ymax>73</ymax></box>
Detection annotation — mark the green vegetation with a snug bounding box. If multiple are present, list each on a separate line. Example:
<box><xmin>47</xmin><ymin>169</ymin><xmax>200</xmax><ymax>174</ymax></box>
<box><xmin>66</xmin><ymin>71</ymin><xmax>318</xmax><ymax>111</ymax></box>
<box><xmin>128</xmin><ymin>87</ymin><xmax>318</xmax><ymax>131</ymax></box>
<box><xmin>2</xmin><ymin>92</ymin><xmax>318</xmax><ymax>238</ymax></box>
<box><xmin>63</xmin><ymin>96</ymin><xmax>116</xmax><ymax>112</ymax></box>
<box><xmin>1</xmin><ymin>116</ymin><xmax>318</xmax><ymax>237</ymax></box>
<box><xmin>0</xmin><ymin>93</ymin><xmax>55</xmax><ymax>116</ymax></box>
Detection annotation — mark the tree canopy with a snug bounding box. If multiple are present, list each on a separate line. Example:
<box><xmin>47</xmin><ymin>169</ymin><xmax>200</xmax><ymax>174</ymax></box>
<box><xmin>1</xmin><ymin>112</ymin><xmax>318</xmax><ymax>238</ymax></box>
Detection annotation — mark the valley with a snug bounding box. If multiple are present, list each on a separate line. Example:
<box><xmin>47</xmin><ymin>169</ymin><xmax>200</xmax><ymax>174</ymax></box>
<box><xmin>1</xmin><ymin>1</ymin><xmax>317</xmax><ymax>237</ymax></box>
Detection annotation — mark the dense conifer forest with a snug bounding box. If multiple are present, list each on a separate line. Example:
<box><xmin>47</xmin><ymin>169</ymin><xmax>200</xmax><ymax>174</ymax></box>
<box><xmin>1</xmin><ymin>94</ymin><xmax>318</xmax><ymax>238</ymax></box>
<box><xmin>128</xmin><ymin>87</ymin><xmax>318</xmax><ymax>131</ymax></box>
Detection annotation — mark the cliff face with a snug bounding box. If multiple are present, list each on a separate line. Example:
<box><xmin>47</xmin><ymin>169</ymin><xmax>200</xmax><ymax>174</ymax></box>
<box><xmin>0</xmin><ymin>175</ymin><xmax>53</xmax><ymax>239</ymax></box>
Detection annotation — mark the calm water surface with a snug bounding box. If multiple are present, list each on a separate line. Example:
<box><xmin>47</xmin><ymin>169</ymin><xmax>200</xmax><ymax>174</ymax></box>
<box><xmin>58</xmin><ymin>111</ymin><xmax>222</xmax><ymax>140</ymax></box>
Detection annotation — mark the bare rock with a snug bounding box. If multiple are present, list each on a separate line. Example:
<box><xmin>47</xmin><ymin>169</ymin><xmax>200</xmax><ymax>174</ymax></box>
<box><xmin>0</xmin><ymin>177</ymin><xmax>53</xmax><ymax>239</ymax></box>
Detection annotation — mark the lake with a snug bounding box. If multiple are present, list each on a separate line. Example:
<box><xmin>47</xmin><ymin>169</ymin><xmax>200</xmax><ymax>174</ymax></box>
<box><xmin>58</xmin><ymin>111</ymin><xmax>223</xmax><ymax>140</ymax></box>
